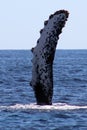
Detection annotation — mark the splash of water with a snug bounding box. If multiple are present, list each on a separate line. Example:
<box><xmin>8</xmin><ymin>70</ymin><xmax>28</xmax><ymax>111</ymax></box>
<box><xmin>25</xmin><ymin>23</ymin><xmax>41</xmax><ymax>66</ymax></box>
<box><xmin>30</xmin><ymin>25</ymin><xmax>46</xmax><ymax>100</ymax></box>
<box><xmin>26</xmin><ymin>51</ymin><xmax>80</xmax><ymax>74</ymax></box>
<box><xmin>0</xmin><ymin>103</ymin><xmax>87</xmax><ymax>111</ymax></box>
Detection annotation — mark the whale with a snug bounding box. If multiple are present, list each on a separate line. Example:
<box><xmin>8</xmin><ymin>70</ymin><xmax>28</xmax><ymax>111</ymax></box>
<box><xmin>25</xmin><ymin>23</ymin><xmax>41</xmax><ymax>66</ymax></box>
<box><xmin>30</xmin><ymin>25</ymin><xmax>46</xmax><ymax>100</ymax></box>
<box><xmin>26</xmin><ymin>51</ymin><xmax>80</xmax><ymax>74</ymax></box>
<box><xmin>30</xmin><ymin>10</ymin><xmax>69</xmax><ymax>105</ymax></box>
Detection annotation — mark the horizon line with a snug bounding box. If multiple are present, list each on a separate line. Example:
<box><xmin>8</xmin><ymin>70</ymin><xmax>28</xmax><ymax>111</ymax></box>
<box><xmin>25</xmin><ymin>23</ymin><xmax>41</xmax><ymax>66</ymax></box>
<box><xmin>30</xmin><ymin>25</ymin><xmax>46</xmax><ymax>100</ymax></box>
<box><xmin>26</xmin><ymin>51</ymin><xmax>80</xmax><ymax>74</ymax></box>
<box><xmin>0</xmin><ymin>48</ymin><xmax>87</xmax><ymax>51</ymax></box>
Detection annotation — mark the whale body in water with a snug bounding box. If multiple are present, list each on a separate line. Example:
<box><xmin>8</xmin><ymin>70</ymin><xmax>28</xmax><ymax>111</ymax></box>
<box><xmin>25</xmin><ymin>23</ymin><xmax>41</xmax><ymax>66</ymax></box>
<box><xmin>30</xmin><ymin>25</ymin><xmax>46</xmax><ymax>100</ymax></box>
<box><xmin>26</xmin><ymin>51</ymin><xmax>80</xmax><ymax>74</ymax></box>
<box><xmin>30</xmin><ymin>10</ymin><xmax>69</xmax><ymax>105</ymax></box>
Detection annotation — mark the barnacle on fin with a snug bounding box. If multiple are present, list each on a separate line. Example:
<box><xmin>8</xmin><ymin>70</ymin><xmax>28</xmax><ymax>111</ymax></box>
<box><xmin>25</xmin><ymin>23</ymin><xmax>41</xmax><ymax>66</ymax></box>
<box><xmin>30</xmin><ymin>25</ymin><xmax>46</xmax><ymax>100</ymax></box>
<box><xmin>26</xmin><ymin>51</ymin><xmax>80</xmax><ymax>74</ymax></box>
<box><xmin>37</xmin><ymin>39</ymin><xmax>39</xmax><ymax>43</ymax></box>
<box><xmin>40</xmin><ymin>29</ymin><xmax>43</xmax><ymax>34</ymax></box>
<box><xmin>54</xmin><ymin>10</ymin><xmax>69</xmax><ymax>18</ymax></box>
<box><xmin>31</xmin><ymin>47</ymin><xmax>34</xmax><ymax>52</ymax></box>
<box><xmin>49</xmin><ymin>10</ymin><xmax>69</xmax><ymax>20</ymax></box>
<box><xmin>44</xmin><ymin>20</ymin><xmax>48</xmax><ymax>26</ymax></box>
<box><xmin>49</xmin><ymin>14</ymin><xmax>53</xmax><ymax>19</ymax></box>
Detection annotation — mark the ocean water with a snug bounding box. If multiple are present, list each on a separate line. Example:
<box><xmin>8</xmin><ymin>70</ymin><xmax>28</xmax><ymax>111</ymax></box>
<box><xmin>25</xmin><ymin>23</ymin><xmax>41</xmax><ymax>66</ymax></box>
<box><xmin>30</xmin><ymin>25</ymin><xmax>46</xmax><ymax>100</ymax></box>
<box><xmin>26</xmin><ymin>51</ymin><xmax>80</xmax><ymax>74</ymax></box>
<box><xmin>0</xmin><ymin>50</ymin><xmax>87</xmax><ymax>130</ymax></box>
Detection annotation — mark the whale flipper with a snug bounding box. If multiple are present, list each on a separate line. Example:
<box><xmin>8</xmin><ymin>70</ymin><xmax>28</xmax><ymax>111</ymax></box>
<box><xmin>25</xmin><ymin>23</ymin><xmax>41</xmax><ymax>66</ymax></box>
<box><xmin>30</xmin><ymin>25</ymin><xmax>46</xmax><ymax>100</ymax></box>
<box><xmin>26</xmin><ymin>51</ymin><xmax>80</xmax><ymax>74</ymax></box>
<box><xmin>30</xmin><ymin>10</ymin><xmax>69</xmax><ymax>105</ymax></box>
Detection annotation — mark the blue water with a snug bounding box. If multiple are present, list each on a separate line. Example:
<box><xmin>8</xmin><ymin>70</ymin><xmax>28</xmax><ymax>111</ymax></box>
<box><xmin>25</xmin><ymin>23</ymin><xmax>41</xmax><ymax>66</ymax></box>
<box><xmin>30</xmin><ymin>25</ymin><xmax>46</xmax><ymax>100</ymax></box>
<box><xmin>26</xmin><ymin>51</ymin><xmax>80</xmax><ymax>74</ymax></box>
<box><xmin>0</xmin><ymin>50</ymin><xmax>87</xmax><ymax>130</ymax></box>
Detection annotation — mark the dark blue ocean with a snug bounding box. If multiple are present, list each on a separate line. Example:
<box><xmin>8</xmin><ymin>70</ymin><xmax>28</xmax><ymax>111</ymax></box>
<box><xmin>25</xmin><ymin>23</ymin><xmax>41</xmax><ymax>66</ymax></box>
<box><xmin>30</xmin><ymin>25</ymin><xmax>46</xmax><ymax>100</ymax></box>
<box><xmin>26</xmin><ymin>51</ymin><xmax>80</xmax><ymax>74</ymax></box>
<box><xmin>0</xmin><ymin>50</ymin><xmax>87</xmax><ymax>130</ymax></box>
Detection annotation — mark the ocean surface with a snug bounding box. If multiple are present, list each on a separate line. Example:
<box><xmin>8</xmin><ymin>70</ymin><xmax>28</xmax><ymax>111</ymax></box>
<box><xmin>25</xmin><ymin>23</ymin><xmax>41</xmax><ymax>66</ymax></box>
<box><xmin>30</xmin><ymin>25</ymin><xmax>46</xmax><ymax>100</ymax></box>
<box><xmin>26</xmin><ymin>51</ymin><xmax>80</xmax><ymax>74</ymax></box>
<box><xmin>0</xmin><ymin>50</ymin><xmax>87</xmax><ymax>130</ymax></box>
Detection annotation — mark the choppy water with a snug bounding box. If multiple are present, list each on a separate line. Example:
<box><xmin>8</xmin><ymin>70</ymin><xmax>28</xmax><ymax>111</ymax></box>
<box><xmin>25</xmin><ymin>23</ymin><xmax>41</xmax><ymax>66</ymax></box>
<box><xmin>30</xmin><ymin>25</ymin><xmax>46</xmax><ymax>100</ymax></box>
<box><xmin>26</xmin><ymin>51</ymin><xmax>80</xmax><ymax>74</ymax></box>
<box><xmin>0</xmin><ymin>50</ymin><xmax>87</xmax><ymax>130</ymax></box>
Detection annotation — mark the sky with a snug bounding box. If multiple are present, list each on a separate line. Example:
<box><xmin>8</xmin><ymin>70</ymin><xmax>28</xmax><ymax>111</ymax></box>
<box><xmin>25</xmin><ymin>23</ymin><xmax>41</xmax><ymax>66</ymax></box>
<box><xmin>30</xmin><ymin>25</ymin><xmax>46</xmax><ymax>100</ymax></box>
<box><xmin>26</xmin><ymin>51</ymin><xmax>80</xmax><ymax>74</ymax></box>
<box><xmin>0</xmin><ymin>0</ymin><xmax>87</xmax><ymax>49</ymax></box>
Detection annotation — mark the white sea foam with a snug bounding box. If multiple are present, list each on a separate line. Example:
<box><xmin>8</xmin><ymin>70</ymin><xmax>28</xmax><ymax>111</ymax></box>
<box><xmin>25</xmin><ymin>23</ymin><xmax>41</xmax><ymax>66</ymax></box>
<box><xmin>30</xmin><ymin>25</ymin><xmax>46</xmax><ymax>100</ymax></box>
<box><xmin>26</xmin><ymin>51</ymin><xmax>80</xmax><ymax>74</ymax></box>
<box><xmin>0</xmin><ymin>103</ymin><xmax>87</xmax><ymax>111</ymax></box>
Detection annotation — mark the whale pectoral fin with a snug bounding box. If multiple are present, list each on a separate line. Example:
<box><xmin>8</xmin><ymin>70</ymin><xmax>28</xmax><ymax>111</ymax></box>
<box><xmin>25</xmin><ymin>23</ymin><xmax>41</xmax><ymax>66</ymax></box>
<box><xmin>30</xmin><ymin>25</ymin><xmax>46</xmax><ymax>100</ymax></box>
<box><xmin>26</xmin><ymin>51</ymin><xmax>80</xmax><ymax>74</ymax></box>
<box><xmin>30</xmin><ymin>10</ymin><xmax>69</xmax><ymax>105</ymax></box>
